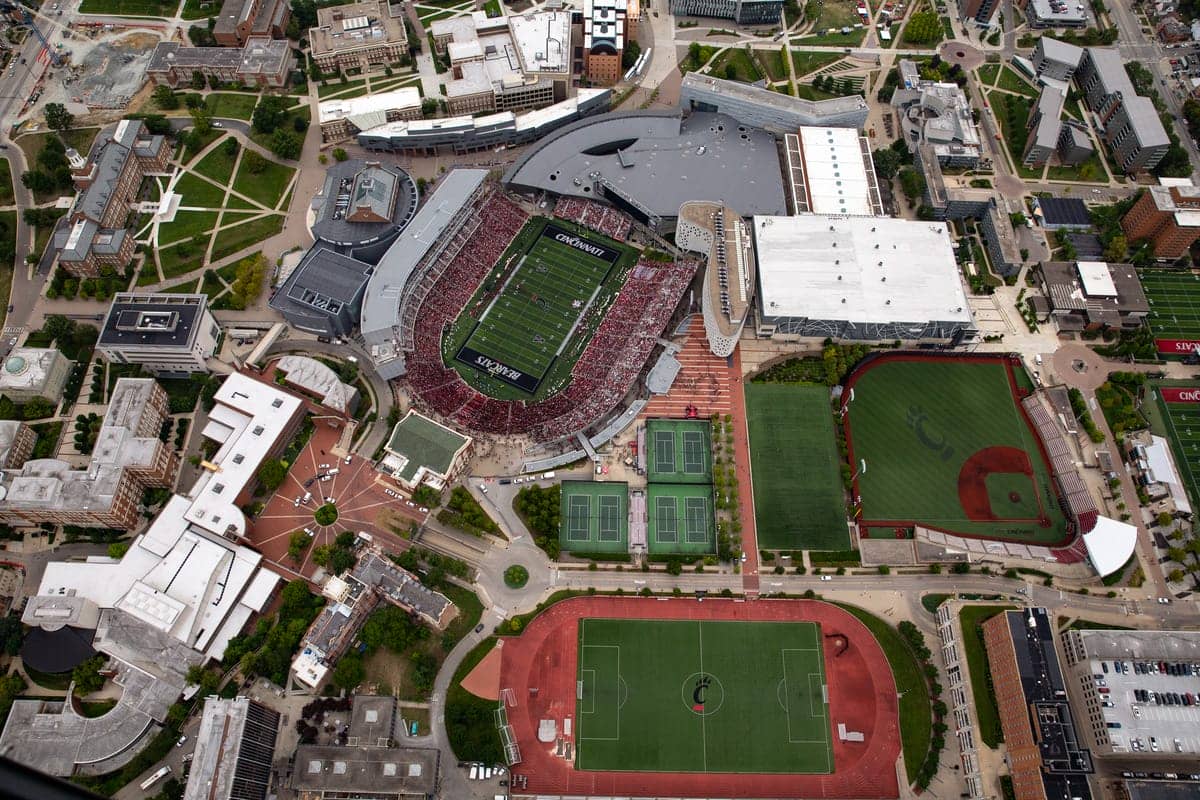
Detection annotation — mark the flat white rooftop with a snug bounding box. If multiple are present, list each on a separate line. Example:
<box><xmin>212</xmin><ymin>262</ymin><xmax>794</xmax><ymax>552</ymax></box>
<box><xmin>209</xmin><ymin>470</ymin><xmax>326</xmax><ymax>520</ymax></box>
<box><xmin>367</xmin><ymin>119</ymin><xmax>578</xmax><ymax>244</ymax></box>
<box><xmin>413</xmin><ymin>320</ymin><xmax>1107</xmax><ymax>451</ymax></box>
<box><xmin>797</xmin><ymin>126</ymin><xmax>878</xmax><ymax>216</ymax></box>
<box><xmin>1077</xmin><ymin>260</ymin><xmax>1118</xmax><ymax>298</ymax></box>
<box><xmin>753</xmin><ymin>215</ymin><xmax>972</xmax><ymax>325</ymax></box>
<box><xmin>318</xmin><ymin>86</ymin><xmax>421</xmax><ymax>124</ymax></box>
<box><xmin>508</xmin><ymin>10</ymin><xmax>572</xmax><ymax>75</ymax></box>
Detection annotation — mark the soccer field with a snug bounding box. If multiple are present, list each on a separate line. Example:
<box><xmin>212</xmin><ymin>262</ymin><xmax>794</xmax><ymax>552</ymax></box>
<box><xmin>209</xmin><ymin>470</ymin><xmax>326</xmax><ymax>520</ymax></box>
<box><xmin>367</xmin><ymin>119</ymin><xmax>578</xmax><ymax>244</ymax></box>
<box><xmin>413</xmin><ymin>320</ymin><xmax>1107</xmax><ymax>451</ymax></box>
<box><xmin>576</xmin><ymin>618</ymin><xmax>831</xmax><ymax>774</ymax></box>
<box><xmin>1140</xmin><ymin>269</ymin><xmax>1200</xmax><ymax>340</ymax></box>
<box><xmin>744</xmin><ymin>383</ymin><xmax>849</xmax><ymax>551</ymax></box>
<box><xmin>846</xmin><ymin>356</ymin><xmax>1067</xmax><ymax>543</ymax></box>
<box><xmin>453</xmin><ymin>219</ymin><xmax>631</xmax><ymax>395</ymax></box>
<box><xmin>1151</xmin><ymin>385</ymin><xmax>1200</xmax><ymax>511</ymax></box>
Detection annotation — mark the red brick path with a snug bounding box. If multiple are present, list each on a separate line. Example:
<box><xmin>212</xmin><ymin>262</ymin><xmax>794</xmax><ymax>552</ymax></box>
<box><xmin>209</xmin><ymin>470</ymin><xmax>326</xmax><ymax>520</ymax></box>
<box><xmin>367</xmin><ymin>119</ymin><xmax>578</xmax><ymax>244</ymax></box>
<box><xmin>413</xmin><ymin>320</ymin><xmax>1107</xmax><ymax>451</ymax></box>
<box><xmin>499</xmin><ymin>596</ymin><xmax>901</xmax><ymax>799</ymax></box>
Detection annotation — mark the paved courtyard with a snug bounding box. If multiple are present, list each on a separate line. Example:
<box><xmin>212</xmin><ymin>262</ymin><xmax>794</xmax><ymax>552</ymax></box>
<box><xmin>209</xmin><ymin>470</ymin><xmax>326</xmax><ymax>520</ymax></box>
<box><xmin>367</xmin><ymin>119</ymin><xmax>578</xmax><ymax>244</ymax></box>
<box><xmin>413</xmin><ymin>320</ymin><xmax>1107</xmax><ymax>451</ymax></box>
<box><xmin>246</xmin><ymin>421</ymin><xmax>427</xmax><ymax>578</ymax></box>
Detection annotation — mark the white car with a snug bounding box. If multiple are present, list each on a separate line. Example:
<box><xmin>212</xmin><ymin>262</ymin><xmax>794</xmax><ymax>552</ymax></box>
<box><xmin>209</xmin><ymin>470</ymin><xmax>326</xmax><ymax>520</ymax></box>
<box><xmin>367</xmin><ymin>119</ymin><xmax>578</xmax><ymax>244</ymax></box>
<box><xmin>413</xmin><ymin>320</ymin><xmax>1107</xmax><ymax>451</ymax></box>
<box><xmin>740</xmin><ymin>552</ymin><xmax>747</xmax><ymax>563</ymax></box>
<box><xmin>212</xmin><ymin>121</ymin><xmax>223</xmax><ymax>128</ymax></box>
<box><xmin>1158</xmin><ymin>597</ymin><xmax>1171</xmax><ymax>604</ymax></box>
<box><xmin>820</xmin><ymin>575</ymin><xmax>832</xmax><ymax>581</ymax></box>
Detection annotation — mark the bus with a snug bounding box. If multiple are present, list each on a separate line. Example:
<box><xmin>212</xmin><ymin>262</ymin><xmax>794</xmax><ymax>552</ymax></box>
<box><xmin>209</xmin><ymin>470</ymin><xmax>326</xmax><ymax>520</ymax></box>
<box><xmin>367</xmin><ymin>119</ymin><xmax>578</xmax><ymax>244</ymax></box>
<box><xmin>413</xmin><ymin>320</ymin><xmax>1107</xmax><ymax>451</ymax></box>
<box><xmin>140</xmin><ymin>766</ymin><xmax>171</xmax><ymax>791</ymax></box>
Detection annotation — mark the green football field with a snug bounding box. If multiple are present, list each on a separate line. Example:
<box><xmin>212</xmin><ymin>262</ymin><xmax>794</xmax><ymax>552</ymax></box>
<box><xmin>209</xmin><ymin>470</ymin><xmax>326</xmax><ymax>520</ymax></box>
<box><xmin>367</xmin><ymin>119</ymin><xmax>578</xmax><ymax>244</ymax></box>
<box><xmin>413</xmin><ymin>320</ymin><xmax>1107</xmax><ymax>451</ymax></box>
<box><xmin>1150</xmin><ymin>385</ymin><xmax>1200</xmax><ymax>511</ymax></box>
<box><xmin>447</xmin><ymin>217</ymin><xmax>635</xmax><ymax>397</ymax></box>
<box><xmin>847</xmin><ymin>358</ymin><xmax>1067</xmax><ymax>543</ymax></box>
<box><xmin>744</xmin><ymin>383</ymin><xmax>849</xmax><ymax>551</ymax></box>
<box><xmin>1139</xmin><ymin>269</ymin><xmax>1200</xmax><ymax>339</ymax></box>
<box><xmin>576</xmin><ymin>618</ymin><xmax>831</xmax><ymax>774</ymax></box>
<box><xmin>645</xmin><ymin>419</ymin><xmax>713</xmax><ymax>484</ymax></box>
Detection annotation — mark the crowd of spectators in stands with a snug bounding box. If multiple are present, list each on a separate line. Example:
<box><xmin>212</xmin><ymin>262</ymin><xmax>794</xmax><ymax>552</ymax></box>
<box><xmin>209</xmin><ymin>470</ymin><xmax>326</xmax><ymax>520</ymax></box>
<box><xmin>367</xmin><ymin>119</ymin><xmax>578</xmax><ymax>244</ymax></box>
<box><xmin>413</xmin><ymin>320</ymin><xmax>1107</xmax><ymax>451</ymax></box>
<box><xmin>553</xmin><ymin>197</ymin><xmax>633</xmax><ymax>242</ymax></box>
<box><xmin>404</xmin><ymin>193</ymin><xmax>695</xmax><ymax>441</ymax></box>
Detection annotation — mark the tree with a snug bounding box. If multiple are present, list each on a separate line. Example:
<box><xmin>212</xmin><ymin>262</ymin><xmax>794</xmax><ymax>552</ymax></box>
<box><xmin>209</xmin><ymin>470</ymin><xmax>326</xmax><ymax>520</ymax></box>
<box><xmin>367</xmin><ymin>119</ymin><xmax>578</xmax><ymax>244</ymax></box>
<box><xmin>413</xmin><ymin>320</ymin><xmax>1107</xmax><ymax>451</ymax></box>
<box><xmin>410</xmin><ymin>651</ymin><xmax>438</xmax><ymax>693</ymax></box>
<box><xmin>411</xmin><ymin>484</ymin><xmax>441</xmax><ymax>507</ymax></box>
<box><xmin>1103</xmin><ymin>233</ymin><xmax>1127</xmax><ymax>263</ymax></box>
<box><xmin>241</xmin><ymin>149</ymin><xmax>267</xmax><ymax>174</ymax></box>
<box><xmin>222</xmin><ymin>137</ymin><xmax>239</xmax><ymax>158</ymax></box>
<box><xmin>362</xmin><ymin>606</ymin><xmax>429</xmax><ymax>653</ymax></box>
<box><xmin>898</xmin><ymin>167</ymin><xmax>926</xmax><ymax>201</ymax></box>
<box><xmin>72</xmin><ymin>654</ymin><xmax>107</xmax><ymax>696</ymax></box>
<box><xmin>1156</xmin><ymin>511</ymin><xmax>1174</xmax><ymax>529</ymax></box>
<box><xmin>1168</xmin><ymin>568</ymin><xmax>1185</xmax><ymax>583</ymax></box>
<box><xmin>688</xmin><ymin>42</ymin><xmax>701</xmax><ymax>65</ymax></box>
<box><xmin>153</xmin><ymin>85</ymin><xmax>179</xmax><ymax>110</ymax></box>
<box><xmin>331</xmin><ymin>652</ymin><xmax>364</xmax><ymax>690</ymax></box>
<box><xmin>724</xmin><ymin>63</ymin><xmax>738</xmax><ymax>80</ymax></box>
<box><xmin>270</xmin><ymin>129</ymin><xmax>303</xmax><ymax>160</ymax></box>
<box><xmin>189</xmin><ymin>105</ymin><xmax>213</xmax><ymax>136</ymax></box>
<box><xmin>257</xmin><ymin>458</ymin><xmax>288</xmax><ymax>491</ymax></box>
<box><xmin>191</xmin><ymin>70</ymin><xmax>206</xmax><ymax>90</ymax></box>
<box><xmin>288</xmin><ymin>530</ymin><xmax>311</xmax><ymax>563</ymax></box>
<box><xmin>332</xmin><ymin>147</ymin><xmax>348</xmax><ymax>162</ymax></box>
<box><xmin>0</xmin><ymin>616</ymin><xmax>23</xmax><ymax>657</ymax></box>
<box><xmin>872</xmin><ymin>147</ymin><xmax>902</xmax><ymax>180</ymax></box>
<box><xmin>107</xmin><ymin>541</ymin><xmax>129</xmax><ymax>559</ymax></box>
<box><xmin>21</xmin><ymin>170</ymin><xmax>53</xmax><ymax>195</ymax></box>
<box><xmin>44</xmin><ymin>103</ymin><xmax>74</xmax><ymax>134</ymax></box>
<box><xmin>252</xmin><ymin>95</ymin><xmax>291</xmax><ymax>134</ymax></box>
<box><xmin>22</xmin><ymin>397</ymin><xmax>53</xmax><ymax>420</ymax></box>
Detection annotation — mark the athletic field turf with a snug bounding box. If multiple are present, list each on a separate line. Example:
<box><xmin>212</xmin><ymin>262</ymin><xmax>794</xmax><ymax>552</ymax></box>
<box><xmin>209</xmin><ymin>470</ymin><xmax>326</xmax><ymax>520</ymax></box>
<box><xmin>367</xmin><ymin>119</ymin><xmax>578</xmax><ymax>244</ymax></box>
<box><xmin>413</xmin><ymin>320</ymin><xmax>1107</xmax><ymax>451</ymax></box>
<box><xmin>450</xmin><ymin>217</ymin><xmax>634</xmax><ymax>396</ymax></box>
<box><xmin>559</xmin><ymin>480</ymin><xmax>630</xmax><ymax>554</ymax></box>
<box><xmin>846</xmin><ymin>357</ymin><xmax>1067</xmax><ymax>543</ymax></box>
<box><xmin>646</xmin><ymin>483</ymin><xmax>714</xmax><ymax>555</ymax></box>
<box><xmin>645</xmin><ymin>419</ymin><xmax>712</xmax><ymax>484</ymax></box>
<box><xmin>1150</xmin><ymin>384</ymin><xmax>1200</xmax><ymax>511</ymax></box>
<box><xmin>576</xmin><ymin>618</ymin><xmax>831</xmax><ymax>773</ymax></box>
<box><xmin>744</xmin><ymin>384</ymin><xmax>849</xmax><ymax>551</ymax></box>
<box><xmin>1139</xmin><ymin>270</ymin><xmax>1200</xmax><ymax>340</ymax></box>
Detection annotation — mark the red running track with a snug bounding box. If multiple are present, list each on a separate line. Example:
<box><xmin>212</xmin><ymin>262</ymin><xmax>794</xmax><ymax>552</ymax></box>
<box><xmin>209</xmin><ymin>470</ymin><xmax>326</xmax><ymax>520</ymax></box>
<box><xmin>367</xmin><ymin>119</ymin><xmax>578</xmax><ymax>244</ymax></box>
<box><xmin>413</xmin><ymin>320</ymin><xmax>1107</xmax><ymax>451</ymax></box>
<box><xmin>499</xmin><ymin>596</ymin><xmax>902</xmax><ymax>799</ymax></box>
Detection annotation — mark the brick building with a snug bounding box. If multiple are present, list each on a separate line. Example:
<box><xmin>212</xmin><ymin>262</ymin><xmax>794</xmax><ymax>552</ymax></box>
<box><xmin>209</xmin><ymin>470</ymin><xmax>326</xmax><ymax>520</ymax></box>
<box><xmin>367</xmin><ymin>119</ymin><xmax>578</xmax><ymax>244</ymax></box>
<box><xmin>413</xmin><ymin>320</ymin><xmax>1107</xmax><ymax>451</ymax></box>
<box><xmin>583</xmin><ymin>0</ymin><xmax>632</xmax><ymax>85</ymax></box>
<box><xmin>1121</xmin><ymin>183</ymin><xmax>1200</xmax><ymax>259</ymax></box>
<box><xmin>145</xmin><ymin>38</ymin><xmax>293</xmax><ymax>89</ymax></box>
<box><xmin>56</xmin><ymin>120</ymin><xmax>171</xmax><ymax>278</ymax></box>
<box><xmin>213</xmin><ymin>0</ymin><xmax>289</xmax><ymax>46</ymax></box>
<box><xmin>0</xmin><ymin>422</ymin><xmax>36</xmax><ymax>470</ymax></box>
<box><xmin>0</xmin><ymin>379</ymin><xmax>177</xmax><ymax>529</ymax></box>
<box><xmin>309</xmin><ymin>1</ymin><xmax>408</xmax><ymax>73</ymax></box>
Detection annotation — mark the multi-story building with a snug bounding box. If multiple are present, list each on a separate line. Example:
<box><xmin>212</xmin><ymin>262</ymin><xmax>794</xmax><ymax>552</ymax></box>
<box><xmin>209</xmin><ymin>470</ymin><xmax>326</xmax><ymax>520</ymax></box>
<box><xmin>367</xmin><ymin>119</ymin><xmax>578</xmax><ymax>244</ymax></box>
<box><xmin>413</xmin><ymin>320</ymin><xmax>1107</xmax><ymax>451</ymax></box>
<box><xmin>213</xmin><ymin>0</ymin><xmax>289</xmax><ymax>46</ymax></box>
<box><xmin>318</xmin><ymin>88</ymin><xmax>422</xmax><ymax>143</ymax></box>
<box><xmin>309</xmin><ymin>1</ymin><xmax>408</xmax><ymax>73</ymax></box>
<box><xmin>1024</xmin><ymin>85</ymin><xmax>1093</xmax><ymax>168</ymax></box>
<box><xmin>680</xmin><ymin>72</ymin><xmax>868</xmax><ymax>133</ymax></box>
<box><xmin>1121</xmin><ymin>182</ymin><xmax>1200</xmax><ymax>258</ymax></box>
<box><xmin>98</xmin><ymin>293</ymin><xmax>220</xmax><ymax>376</ymax></box>
<box><xmin>1037</xmin><ymin>260</ymin><xmax>1150</xmax><ymax>331</ymax></box>
<box><xmin>1018</xmin><ymin>0</ymin><xmax>1087</xmax><ymax>27</ymax></box>
<box><xmin>1032</xmin><ymin>37</ymin><xmax>1084</xmax><ymax>81</ymax></box>
<box><xmin>145</xmin><ymin>38</ymin><xmax>293</xmax><ymax>89</ymax></box>
<box><xmin>184</xmin><ymin>697</ymin><xmax>280</xmax><ymax>800</ymax></box>
<box><xmin>0</xmin><ymin>421</ymin><xmax>36</xmax><ymax>469</ymax></box>
<box><xmin>0</xmin><ymin>348</ymin><xmax>73</xmax><ymax>403</ymax></box>
<box><xmin>378</xmin><ymin>411</ymin><xmax>473</xmax><ymax>492</ymax></box>
<box><xmin>0</xmin><ymin>379</ymin><xmax>176</xmax><ymax>529</ymax></box>
<box><xmin>983</xmin><ymin>608</ymin><xmax>1094</xmax><ymax>800</ymax></box>
<box><xmin>432</xmin><ymin>11</ymin><xmax>572</xmax><ymax>115</ymax></box>
<box><xmin>670</xmin><ymin>0</ymin><xmax>785</xmax><ymax>24</ymax></box>
<box><xmin>959</xmin><ymin>0</ymin><xmax>999</xmax><ymax>24</ymax></box>
<box><xmin>1061</xmin><ymin>628</ymin><xmax>1200</xmax><ymax>759</ymax></box>
<box><xmin>892</xmin><ymin>61</ymin><xmax>983</xmax><ymax>168</ymax></box>
<box><xmin>1076</xmin><ymin>47</ymin><xmax>1170</xmax><ymax>174</ymax></box>
<box><xmin>56</xmin><ymin>120</ymin><xmax>171</xmax><ymax>278</ymax></box>
<box><xmin>583</xmin><ymin>0</ymin><xmax>631</xmax><ymax>85</ymax></box>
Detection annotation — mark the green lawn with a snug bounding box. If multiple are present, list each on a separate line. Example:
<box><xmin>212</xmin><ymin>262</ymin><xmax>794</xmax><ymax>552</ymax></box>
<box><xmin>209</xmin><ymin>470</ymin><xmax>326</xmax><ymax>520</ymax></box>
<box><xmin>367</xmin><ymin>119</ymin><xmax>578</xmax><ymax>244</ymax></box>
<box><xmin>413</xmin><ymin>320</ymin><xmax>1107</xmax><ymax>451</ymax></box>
<box><xmin>995</xmin><ymin>66</ymin><xmax>1038</xmax><ymax>98</ymax></box>
<box><xmin>0</xmin><ymin>211</ymin><xmax>14</xmax><ymax>328</ymax></box>
<box><xmin>958</xmin><ymin>605</ymin><xmax>1014</xmax><ymax>749</ymax></box>
<box><xmin>318</xmin><ymin>79</ymin><xmax>367</xmax><ymax>98</ymax></box>
<box><xmin>192</xmin><ymin>139</ymin><xmax>238</xmax><ymax>186</ymax></box>
<box><xmin>158</xmin><ymin>210</ymin><xmax>219</xmax><ymax>246</ymax></box>
<box><xmin>976</xmin><ymin>63</ymin><xmax>1000</xmax><ymax>87</ymax></box>
<box><xmin>710</xmin><ymin>48</ymin><xmax>762</xmax><ymax>83</ymax></box>
<box><xmin>1045</xmin><ymin>152</ymin><xmax>1105</xmax><ymax>183</ymax></box>
<box><xmin>810</xmin><ymin>0</ymin><xmax>861</xmax><ymax>31</ymax></box>
<box><xmin>745</xmin><ymin>384</ymin><xmax>848</xmax><ymax>551</ymax></box>
<box><xmin>790</xmin><ymin>51</ymin><xmax>842</xmax><ymax>78</ymax></box>
<box><xmin>0</xmin><ymin>158</ymin><xmax>13</xmax><ymax>205</ymax></box>
<box><xmin>181</xmin><ymin>0</ymin><xmax>218</xmax><ymax>18</ymax></box>
<box><xmin>576</xmin><ymin>618</ymin><xmax>831</xmax><ymax>773</ymax></box>
<box><xmin>158</xmin><ymin>241</ymin><xmax>207</xmax><ymax>279</ymax></box>
<box><xmin>989</xmin><ymin>91</ymin><xmax>1030</xmax><ymax>171</ymax></box>
<box><xmin>206</xmin><ymin>92</ymin><xmax>260</xmax><ymax>120</ymax></box>
<box><xmin>16</xmin><ymin>128</ymin><xmax>101</xmax><ymax>202</ymax></box>
<box><xmin>209</xmin><ymin>214</ymin><xmax>284</xmax><ymax>262</ymax></box>
<box><xmin>838</xmin><ymin>604</ymin><xmax>929</xmax><ymax>784</ymax></box>
<box><xmin>173</xmin><ymin>171</ymin><xmax>227</xmax><ymax>209</ymax></box>
<box><xmin>231</xmin><ymin>158</ymin><xmax>294</xmax><ymax>209</ymax></box>
<box><xmin>846</xmin><ymin>356</ymin><xmax>1067</xmax><ymax>543</ymax></box>
<box><xmin>178</xmin><ymin>127</ymin><xmax>223</xmax><ymax>164</ymax></box>
<box><xmin>759</xmin><ymin>47</ymin><xmax>788</xmax><ymax>81</ymax></box>
<box><xmin>79</xmin><ymin>0</ymin><xmax>176</xmax><ymax>15</ymax></box>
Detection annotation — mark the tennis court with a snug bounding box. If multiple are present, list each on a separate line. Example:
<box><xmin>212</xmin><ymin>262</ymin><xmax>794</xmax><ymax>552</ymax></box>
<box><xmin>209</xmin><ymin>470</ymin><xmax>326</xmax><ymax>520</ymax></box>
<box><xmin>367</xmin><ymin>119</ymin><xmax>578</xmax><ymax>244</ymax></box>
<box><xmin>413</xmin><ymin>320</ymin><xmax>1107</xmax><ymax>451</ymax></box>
<box><xmin>745</xmin><ymin>383</ymin><xmax>849</xmax><ymax>551</ymax></box>
<box><xmin>559</xmin><ymin>481</ymin><xmax>630</xmax><ymax>554</ymax></box>
<box><xmin>645</xmin><ymin>419</ymin><xmax>712</xmax><ymax>484</ymax></box>
<box><xmin>576</xmin><ymin>618</ymin><xmax>832</xmax><ymax>774</ymax></box>
<box><xmin>646</xmin><ymin>483</ymin><xmax>714</xmax><ymax>554</ymax></box>
<box><xmin>1140</xmin><ymin>269</ymin><xmax>1200</xmax><ymax>340</ymax></box>
<box><xmin>453</xmin><ymin>220</ymin><xmax>630</xmax><ymax>395</ymax></box>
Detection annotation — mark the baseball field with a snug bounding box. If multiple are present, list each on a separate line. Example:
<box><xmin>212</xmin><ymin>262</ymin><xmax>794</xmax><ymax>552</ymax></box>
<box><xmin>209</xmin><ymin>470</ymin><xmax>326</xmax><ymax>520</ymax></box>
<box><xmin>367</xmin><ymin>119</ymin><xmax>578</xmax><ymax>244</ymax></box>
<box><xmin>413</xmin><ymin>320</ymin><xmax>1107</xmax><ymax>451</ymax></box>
<box><xmin>844</xmin><ymin>354</ymin><xmax>1067</xmax><ymax>543</ymax></box>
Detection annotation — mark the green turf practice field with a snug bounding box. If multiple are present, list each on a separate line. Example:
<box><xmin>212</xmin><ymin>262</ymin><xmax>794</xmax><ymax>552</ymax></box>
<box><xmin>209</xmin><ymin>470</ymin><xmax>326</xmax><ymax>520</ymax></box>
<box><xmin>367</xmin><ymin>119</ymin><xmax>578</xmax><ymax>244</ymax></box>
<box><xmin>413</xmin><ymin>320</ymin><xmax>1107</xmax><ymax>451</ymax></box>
<box><xmin>744</xmin><ymin>384</ymin><xmax>849</xmax><ymax>551</ymax></box>
<box><xmin>576</xmin><ymin>618</ymin><xmax>831</xmax><ymax>773</ymax></box>
<box><xmin>559</xmin><ymin>481</ymin><xmax>630</xmax><ymax>555</ymax></box>
<box><xmin>645</xmin><ymin>419</ymin><xmax>713</xmax><ymax>484</ymax></box>
<box><xmin>1139</xmin><ymin>270</ymin><xmax>1200</xmax><ymax>339</ymax></box>
<box><xmin>646</xmin><ymin>483</ymin><xmax>714</xmax><ymax>555</ymax></box>
<box><xmin>444</xmin><ymin>216</ymin><xmax>636</xmax><ymax>399</ymax></box>
<box><xmin>1149</xmin><ymin>384</ymin><xmax>1200</xmax><ymax>511</ymax></box>
<box><xmin>847</xmin><ymin>358</ymin><xmax>1067</xmax><ymax>543</ymax></box>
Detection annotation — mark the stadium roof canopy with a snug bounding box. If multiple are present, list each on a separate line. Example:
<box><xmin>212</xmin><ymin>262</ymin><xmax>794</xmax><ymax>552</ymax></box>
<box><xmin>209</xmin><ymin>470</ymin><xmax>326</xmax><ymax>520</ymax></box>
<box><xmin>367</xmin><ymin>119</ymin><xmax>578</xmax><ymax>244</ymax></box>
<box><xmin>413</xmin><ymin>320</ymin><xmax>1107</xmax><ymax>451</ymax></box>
<box><xmin>1082</xmin><ymin>515</ymin><xmax>1138</xmax><ymax>577</ymax></box>
<box><xmin>504</xmin><ymin>111</ymin><xmax>786</xmax><ymax>219</ymax></box>
<box><xmin>359</xmin><ymin>169</ymin><xmax>488</xmax><ymax>347</ymax></box>
<box><xmin>752</xmin><ymin>215</ymin><xmax>972</xmax><ymax>326</ymax></box>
